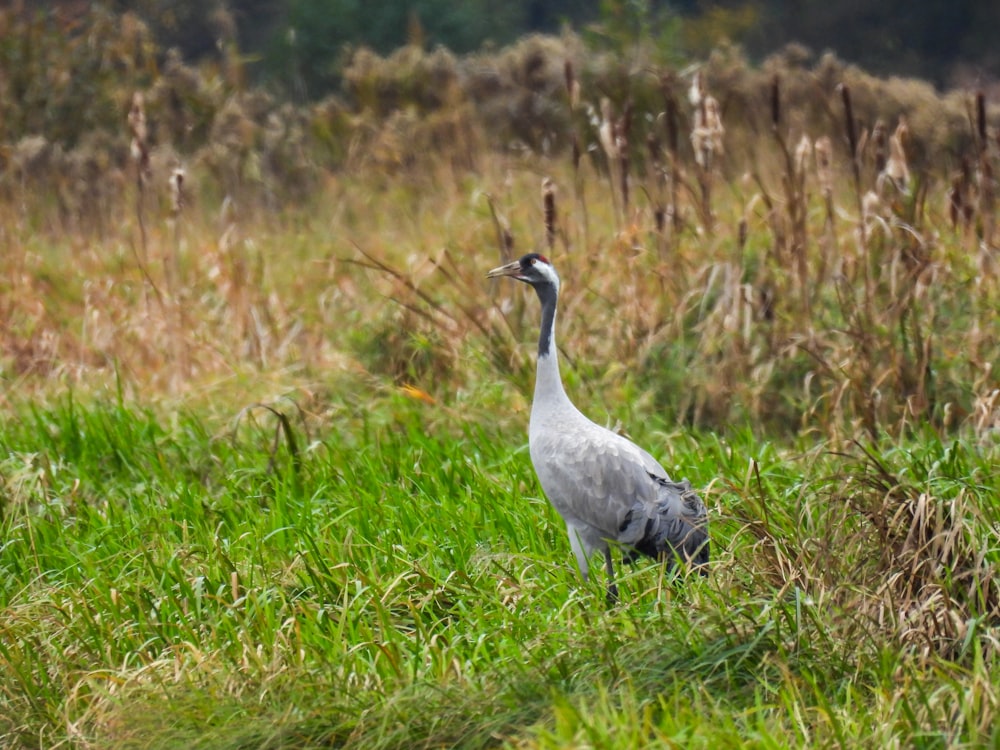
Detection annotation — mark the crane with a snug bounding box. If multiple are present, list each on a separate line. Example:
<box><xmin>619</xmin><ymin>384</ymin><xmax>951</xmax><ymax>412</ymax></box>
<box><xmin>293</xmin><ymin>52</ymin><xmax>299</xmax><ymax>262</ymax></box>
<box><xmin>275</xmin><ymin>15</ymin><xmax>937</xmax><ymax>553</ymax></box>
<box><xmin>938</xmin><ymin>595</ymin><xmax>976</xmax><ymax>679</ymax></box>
<box><xmin>488</xmin><ymin>253</ymin><xmax>709</xmax><ymax>602</ymax></box>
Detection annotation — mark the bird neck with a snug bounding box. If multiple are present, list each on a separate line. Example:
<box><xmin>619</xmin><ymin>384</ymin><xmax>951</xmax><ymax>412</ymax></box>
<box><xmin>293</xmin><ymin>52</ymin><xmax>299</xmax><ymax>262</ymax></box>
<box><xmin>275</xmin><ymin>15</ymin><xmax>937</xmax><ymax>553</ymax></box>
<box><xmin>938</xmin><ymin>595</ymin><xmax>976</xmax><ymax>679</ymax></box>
<box><xmin>536</xmin><ymin>282</ymin><xmax>557</xmax><ymax>358</ymax></box>
<box><xmin>533</xmin><ymin>282</ymin><xmax>570</xmax><ymax>407</ymax></box>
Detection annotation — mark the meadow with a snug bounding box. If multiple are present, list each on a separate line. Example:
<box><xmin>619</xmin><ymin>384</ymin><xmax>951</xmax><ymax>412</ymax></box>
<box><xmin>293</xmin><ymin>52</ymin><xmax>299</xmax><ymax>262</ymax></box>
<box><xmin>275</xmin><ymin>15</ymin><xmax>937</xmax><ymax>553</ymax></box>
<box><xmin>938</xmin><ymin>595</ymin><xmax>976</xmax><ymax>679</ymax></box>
<box><xmin>3</xmin><ymin>29</ymin><xmax>1000</xmax><ymax>748</ymax></box>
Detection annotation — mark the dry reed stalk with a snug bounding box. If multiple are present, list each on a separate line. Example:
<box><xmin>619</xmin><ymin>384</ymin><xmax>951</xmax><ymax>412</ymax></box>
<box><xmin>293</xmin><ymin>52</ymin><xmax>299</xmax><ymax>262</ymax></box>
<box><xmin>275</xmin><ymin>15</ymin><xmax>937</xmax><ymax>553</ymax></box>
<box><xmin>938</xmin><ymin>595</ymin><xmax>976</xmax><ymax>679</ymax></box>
<box><xmin>542</xmin><ymin>177</ymin><xmax>557</xmax><ymax>251</ymax></box>
<box><xmin>838</xmin><ymin>83</ymin><xmax>875</xmax><ymax>319</ymax></box>
<box><xmin>618</xmin><ymin>100</ymin><xmax>633</xmax><ymax>216</ymax></box>
<box><xmin>166</xmin><ymin>165</ymin><xmax>190</xmax><ymax>381</ymax></box>
<box><xmin>564</xmin><ymin>59</ymin><xmax>587</xmax><ymax>249</ymax></box>
<box><xmin>881</xmin><ymin>117</ymin><xmax>911</xmax><ymax>197</ymax></box>
<box><xmin>976</xmin><ymin>91</ymin><xmax>996</xmax><ymax>258</ymax></box>
<box><xmin>947</xmin><ymin>157</ymin><xmax>974</xmax><ymax>234</ymax></box>
<box><xmin>598</xmin><ymin>97</ymin><xmax>623</xmax><ymax>226</ymax></box>
<box><xmin>690</xmin><ymin>73</ymin><xmax>723</xmax><ymax>232</ymax></box>
<box><xmin>125</xmin><ymin>90</ymin><xmax>168</xmax><ymax>313</ymax></box>
<box><xmin>837</xmin><ymin>84</ymin><xmax>862</xmax><ymax>194</ymax></box>
<box><xmin>571</xmin><ymin>131</ymin><xmax>589</xmax><ymax>250</ymax></box>
<box><xmin>646</xmin><ymin>131</ymin><xmax>668</xmax><ymax>255</ymax></box>
<box><xmin>871</xmin><ymin>118</ymin><xmax>888</xmax><ymax>184</ymax></box>
<box><xmin>768</xmin><ymin>75</ymin><xmax>810</xmax><ymax>314</ymax></box>
<box><xmin>564</xmin><ymin>59</ymin><xmax>578</xmax><ymax>112</ymax></box>
<box><xmin>485</xmin><ymin>193</ymin><xmax>514</xmax><ymax>264</ymax></box>
<box><xmin>217</xmin><ymin>196</ymin><xmax>251</xmax><ymax>354</ymax></box>
<box><xmin>813</xmin><ymin>136</ymin><xmax>838</xmax><ymax>282</ymax></box>
<box><xmin>660</xmin><ymin>74</ymin><xmax>683</xmax><ymax>245</ymax></box>
<box><xmin>167</xmin><ymin>167</ymin><xmax>185</xmax><ymax>292</ymax></box>
<box><xmin>127</xmin><ymin>92</ymin><xmax>150</xmax><ymax>253</ymax></box>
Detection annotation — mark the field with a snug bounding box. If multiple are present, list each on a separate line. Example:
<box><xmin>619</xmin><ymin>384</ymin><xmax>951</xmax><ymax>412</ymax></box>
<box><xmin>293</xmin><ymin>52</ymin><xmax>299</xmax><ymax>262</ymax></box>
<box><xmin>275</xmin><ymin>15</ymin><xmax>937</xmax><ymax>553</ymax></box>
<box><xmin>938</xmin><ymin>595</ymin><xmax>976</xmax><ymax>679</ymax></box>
<box><xmin>3</xmin><ymin>30</ymin><xmax>1000</xmax><ymax>748</ymax></box>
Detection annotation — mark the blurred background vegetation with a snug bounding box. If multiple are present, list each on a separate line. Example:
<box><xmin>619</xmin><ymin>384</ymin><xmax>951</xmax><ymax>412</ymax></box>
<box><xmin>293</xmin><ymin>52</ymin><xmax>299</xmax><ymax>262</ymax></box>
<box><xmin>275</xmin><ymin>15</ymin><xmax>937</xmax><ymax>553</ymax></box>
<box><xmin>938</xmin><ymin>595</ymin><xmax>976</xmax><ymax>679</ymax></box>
<box><xmin>17</xmin><ymin>0</ymin><xmax>1000</xmax><ymax>97</ymax></box>
<box><xmin>3</xmin><ymin>0</ymin><xmax>996</xmax><ymax>219</ymax></box>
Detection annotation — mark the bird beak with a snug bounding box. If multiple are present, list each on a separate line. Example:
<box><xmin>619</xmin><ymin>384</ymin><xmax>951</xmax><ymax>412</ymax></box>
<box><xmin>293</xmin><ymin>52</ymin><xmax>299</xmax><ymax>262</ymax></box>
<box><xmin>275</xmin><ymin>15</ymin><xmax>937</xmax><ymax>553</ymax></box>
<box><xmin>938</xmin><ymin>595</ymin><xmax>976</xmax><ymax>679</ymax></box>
<box><xmin>486</xmin><ymin>260</ymin><xmax>524</xmax><ymax>280</ymax></box>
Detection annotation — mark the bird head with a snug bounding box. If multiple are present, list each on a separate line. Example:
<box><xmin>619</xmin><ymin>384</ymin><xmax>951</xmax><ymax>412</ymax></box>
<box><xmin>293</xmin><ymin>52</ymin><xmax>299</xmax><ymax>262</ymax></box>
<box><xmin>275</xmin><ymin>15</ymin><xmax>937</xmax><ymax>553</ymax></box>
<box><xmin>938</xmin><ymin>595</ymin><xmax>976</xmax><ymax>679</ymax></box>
<box><xmin>486</xmin><ymin>253</ymin><xmax>559</xmax><ymax>291</ymax></box>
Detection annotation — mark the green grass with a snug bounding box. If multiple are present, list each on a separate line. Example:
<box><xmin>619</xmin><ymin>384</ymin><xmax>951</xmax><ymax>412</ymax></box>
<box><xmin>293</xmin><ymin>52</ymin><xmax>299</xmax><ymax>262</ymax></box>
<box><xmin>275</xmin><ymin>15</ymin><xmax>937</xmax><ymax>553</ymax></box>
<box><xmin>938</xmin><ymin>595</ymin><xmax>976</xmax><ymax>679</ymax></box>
<box><xmin>2</xmin><ymin>394</ymin><xmax>998</xmax><ymax>748</ymax></box>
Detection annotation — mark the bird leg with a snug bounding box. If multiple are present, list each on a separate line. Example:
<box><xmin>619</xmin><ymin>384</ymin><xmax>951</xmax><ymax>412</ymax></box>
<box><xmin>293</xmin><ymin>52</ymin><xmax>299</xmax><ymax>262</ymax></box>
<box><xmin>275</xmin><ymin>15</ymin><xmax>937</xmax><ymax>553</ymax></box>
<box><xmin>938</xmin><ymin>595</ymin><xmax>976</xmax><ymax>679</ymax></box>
<box><xmin>567</xmin><ymin>524</ymin><xmax>590</xmax><ymax>582</ymax></box>
<box><xmin>604</xmin><ymin>549</ymin><xmax>619</xmax><ymax>605</ymax></box>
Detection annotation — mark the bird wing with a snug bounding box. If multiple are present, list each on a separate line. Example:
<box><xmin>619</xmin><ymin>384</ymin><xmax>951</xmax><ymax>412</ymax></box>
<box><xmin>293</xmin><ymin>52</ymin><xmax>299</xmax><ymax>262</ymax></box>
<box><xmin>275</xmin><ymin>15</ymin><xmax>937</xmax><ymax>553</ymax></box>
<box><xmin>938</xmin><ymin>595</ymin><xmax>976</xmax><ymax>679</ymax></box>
<box><xmin>530</xmin><ymin>419</ymin><xmax>687</xmax><ymax>538</ymax></box>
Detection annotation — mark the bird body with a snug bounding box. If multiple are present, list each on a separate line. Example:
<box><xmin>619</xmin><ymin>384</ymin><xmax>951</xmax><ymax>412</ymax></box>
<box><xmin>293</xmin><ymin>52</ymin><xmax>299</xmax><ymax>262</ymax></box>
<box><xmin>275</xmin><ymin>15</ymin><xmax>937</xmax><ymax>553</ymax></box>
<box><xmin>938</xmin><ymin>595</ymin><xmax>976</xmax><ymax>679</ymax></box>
<box><xmin>488</xmin><ymin>253</ymin><xmax>708</xmax><ymax>600</ymax></box>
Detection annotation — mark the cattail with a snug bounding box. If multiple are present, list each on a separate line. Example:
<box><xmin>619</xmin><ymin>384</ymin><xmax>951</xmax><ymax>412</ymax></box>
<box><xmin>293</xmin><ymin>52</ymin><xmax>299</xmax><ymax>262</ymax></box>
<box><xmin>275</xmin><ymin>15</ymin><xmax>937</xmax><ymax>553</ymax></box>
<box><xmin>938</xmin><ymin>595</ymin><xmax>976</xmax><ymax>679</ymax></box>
<box><xmin>618</xmin><ymin>140</ymin><xmax>629</xmax><ymax>211</ymax></box>
<box><xmin>794</xmin><ymin>134</ymin><xmax>812</xmax><ymax>179</ymax></box>
<box><xmin>654</xmin><ymin>207</ymin><xmax>665</xmax><ymax>233</ymax></box>
<box><xmin>705</xmin><ymin>97</ymin><xmax>724</xmax><ymax>155</ymax></box>
<box><xmin>571</xmin><ymin>132</ymin><xmax>581</xmax><ymax>173</ymax></box>
<box><xmin>837</xmin><ymin>83</ymin><xmax>862</xmax><ymax>201</ymax></box>
<box><xmin>862</xmin><ymin>190</ymin><xmax>882</xmax><ymax>236</ymax></box>
<box><xmin>759</xmin><ymin>287</ymin><xmax>775</xmax><ymax>322</ymax></box>
<box><xmin>977</xmin><ymin>90</ymin><xmax>987</xmax><ymax>146</ymax></box>
<box><xmin>838</xmin><ymin>83</ymin><xmax>858</xmax><ymax>158</ymax></box>
<box><xmin>617</xmin><ymin>104</ymin><xmax>631</xmax><ymax>212</ymax></box>
<box><xmin>620</xmin><ymin>100</ymin><xmax>634</xmax><ymax>141</ymax></box>
<box><xmin>688</xmin><ymin>70</ymin><xmax>704</xmax><ymax>107</ymax></box>
<box><xmin>883</xmin><ymin>116</ymin><xmax>911</xmax><ymax>193</ymax></box>
<box><xmin>127</xmin><ymin>91</ymin><xmax>151</xmax><ymax>264</ymax></box>
<box><xmin>977</xmin><ymin>93</ymin><xmax>996</xmax><ymax>248</ymax></box>
<box><xmin>564</xmin><ymin>60</ymin><xmax>579</xmax><ymax>111</ymax></box>
<box><xmin>661</xmin><ymin>78</ymin><xmax>679</xmax><ymax>159</ymax></box>
<box><xmin>692</xmin><ymin>99</ymin><xmax>708</xmax><ymax>166</ymax></box>
<box><xmin>814</xmin><ymin>135</ymin><xmax>833</xmax><ymax>199</ymax></box>
<box><xmin>598</xmin><ymin>98</ymin><xmax>618</xmax><ymax>161</ymax></box>
<box><xmin>167</xmin><ymin>165</ymin><xmax>186</xmax><ymax>300</ymax></box>
<box><xmin>871</xmin><ymin>118</ymin><xmax>888</xmax><ymax>176</ymax></box>
<box><xmin>542</xmin><ymin>177</ymin><xmax>556</xmax><ymax>251</ymax></box>
<box><xmin>659</xmin><ymin>74</ymin><xmax>682</xmax><ymax>236</ymax></box>
<box><xmin>770</xmin><ymin>75</ymin><xmax>781</xmax><ymax>130</ymax></box>
<box><xmin>127</xmin><ymin>91</ymin><xmax>150</xmax><ymax>182</ymax></box>
<box><xmin>692</xmin><ymin>94</ymin><xmax>724</xmax><ymax>169</ymax></box>
<box><xmin>169</xmin><ymin>167</ymin><xmax>186</xmax><ymax>216</ymax></box>
<box><xmin>646</xmin><ymin>132</ymin><xmax>661</xmax><ymax>170</ymax></box>
<box><xmin>951</xmin><ymin>156</ymin><xmax>975</xmax><ymax>229</ymax></box>
<box><xmin>948</xmin><ymin>174</ymin><xmax>963</xmax><ymax>229</ymax></box>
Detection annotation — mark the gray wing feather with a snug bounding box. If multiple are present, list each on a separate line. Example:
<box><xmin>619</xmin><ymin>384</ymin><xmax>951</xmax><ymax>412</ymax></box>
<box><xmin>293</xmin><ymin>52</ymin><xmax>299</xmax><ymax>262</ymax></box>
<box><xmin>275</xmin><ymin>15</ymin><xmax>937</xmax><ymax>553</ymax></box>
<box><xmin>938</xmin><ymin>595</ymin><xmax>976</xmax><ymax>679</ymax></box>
<box><xmin>531</xmin><ymin>421</ymin><xmax>707</xmax><ymax>562</ymax></box>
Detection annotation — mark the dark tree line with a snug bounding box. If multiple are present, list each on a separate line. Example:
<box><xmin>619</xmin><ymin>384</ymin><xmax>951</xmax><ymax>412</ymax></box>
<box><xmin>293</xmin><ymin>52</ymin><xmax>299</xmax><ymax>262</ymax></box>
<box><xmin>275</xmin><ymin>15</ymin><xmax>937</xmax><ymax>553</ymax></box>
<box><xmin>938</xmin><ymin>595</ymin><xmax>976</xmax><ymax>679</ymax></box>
<box><xmin>47</xmin><ymin>0</ymin><xmax>1000</xmax><ymax>95</ymax></box>
<box><xmin>747</xmin><ymin>0</ymin><xmax>1000</xmax><ymax>85</ymax></box>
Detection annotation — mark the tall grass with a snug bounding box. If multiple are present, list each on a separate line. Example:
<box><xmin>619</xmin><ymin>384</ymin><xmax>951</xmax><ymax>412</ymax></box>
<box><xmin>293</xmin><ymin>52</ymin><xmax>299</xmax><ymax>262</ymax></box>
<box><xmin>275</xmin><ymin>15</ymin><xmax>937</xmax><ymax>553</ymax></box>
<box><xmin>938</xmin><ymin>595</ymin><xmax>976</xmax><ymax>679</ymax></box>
<box><xmin>1</xmin><ymin>398</ymin><xmax>998</xmax><ymax>747</ymax></box>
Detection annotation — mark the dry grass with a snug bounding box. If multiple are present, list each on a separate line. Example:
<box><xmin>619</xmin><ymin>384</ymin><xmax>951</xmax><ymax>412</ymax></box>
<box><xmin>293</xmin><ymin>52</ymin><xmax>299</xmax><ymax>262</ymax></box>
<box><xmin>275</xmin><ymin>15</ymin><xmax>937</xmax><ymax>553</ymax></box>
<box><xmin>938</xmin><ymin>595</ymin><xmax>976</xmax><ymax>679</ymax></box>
<box><xmin>4</xmin><ymin>53</ymin><xmax>1000</xmax><ymax>441</ymax></box>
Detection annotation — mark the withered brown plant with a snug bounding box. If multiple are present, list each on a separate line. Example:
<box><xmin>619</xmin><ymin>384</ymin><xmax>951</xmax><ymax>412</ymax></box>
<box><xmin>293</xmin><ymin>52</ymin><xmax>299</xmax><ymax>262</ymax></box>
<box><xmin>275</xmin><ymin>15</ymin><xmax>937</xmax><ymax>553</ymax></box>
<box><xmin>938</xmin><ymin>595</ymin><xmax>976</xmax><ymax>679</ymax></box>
<box><xmin>880</xmin><ymin>116</ymin><xmax>912</xmax><ymax>197</ymax></box>
<box><xmin>127</xmin><ymin>91</ymin><xmax>151</xmax><ymax>261</ymax></box>
<box><xmin>597</xmin><ymin>97</ymin><xmax>623</xmax><ymax>225</ymax></box>
<box><xmin>660</xmin><ymin>73</ymin><xmax>683</xmax><ymax>242</ymax></box>
<box><xmin>165</xmin><ymin>165</ymin><xmax>186</xmax><ymax>293</ymax></box>
<box><xmin>690</xmin><ymin>72</ymin><xmax>724</xmax><ymax>231</ymax></box>
<box><xmin>975</xmin><ymin>91</ymin><xmax>996</xmax><ymax>255</ymax></box>
<box><xmin>542</xmin><ymin>177</ymin><xmax>557</xmax><ymax>252</ymax></box>
<box><xmin>765</xmin><ymin>75</ymin><xmax>810</xmax><ymax>312</ymax></box>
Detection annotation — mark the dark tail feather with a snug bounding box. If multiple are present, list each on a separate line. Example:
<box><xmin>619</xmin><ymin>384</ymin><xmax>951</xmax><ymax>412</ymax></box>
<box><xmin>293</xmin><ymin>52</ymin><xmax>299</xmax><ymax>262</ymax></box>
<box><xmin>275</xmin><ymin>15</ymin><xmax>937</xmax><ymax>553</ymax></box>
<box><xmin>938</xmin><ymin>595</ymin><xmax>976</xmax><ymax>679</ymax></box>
<box><xmin>626</xmin><ymin>519</ymin><xmax>710</xmax><ymax>575</ymax></box>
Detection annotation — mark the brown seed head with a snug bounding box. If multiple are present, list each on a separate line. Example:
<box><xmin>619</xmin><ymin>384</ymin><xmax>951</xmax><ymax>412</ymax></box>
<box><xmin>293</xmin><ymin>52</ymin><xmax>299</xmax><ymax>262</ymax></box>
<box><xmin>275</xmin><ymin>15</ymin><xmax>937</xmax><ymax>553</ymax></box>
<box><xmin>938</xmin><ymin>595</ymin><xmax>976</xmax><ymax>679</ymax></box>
<box><xmin>814</xmin><ymin>135</ymin><xmax>833</xmax><ymax>198</ymax></box>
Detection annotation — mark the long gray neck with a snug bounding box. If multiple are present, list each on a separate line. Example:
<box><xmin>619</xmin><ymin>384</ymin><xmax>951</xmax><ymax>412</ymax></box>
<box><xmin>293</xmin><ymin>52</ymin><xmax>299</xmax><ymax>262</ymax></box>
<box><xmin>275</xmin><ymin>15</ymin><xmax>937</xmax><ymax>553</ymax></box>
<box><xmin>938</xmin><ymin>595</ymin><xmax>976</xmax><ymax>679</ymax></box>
<box><xmin>532</xmin><ymin>282</ymin><xmax>571</xmax><ymax>410</ymax></box>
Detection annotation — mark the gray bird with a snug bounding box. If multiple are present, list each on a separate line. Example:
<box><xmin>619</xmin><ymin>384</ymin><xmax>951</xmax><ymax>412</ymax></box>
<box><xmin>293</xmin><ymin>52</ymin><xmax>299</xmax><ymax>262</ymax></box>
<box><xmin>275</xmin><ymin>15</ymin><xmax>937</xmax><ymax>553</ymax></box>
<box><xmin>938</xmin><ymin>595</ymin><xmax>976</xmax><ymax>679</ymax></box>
<box><xmin>488</xmin><ymin>253</ymin><xmax>709</xmax><ymax>601</ymax></box>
